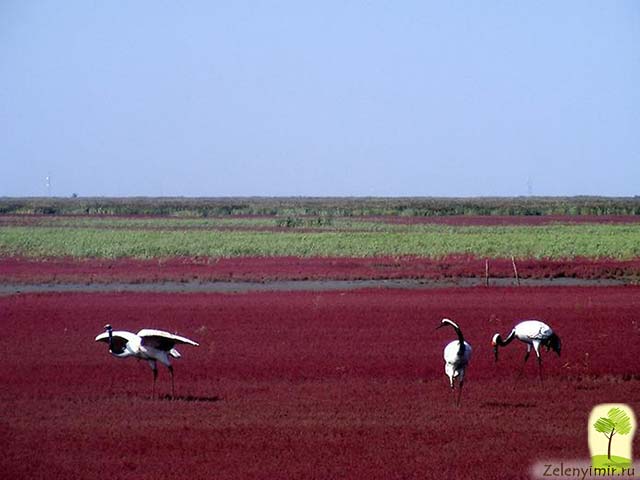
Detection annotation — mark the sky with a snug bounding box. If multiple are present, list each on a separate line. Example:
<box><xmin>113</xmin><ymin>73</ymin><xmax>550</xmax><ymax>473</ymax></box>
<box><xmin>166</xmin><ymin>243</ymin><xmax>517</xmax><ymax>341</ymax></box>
<box><xmin>1</xmin><ymin>1</ymin><xmax>639</xmax><ymax>197</ymax></box>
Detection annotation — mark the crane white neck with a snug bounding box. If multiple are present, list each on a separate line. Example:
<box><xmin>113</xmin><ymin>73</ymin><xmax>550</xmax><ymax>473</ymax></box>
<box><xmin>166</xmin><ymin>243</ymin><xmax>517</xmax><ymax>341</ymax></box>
<box><xmin>492</xmin><ymin>329</ymin><xmax>516</xmax><ymax>347</ymax></box>
<box><xmin>441</xmin><ymin>318</ymin><xmax>461</xmax><ymax>331</ymax></box>
<box><xmin>441</xmin><ymin>318</ymin><xmax>466</xmax><ymax>349</ymax></box>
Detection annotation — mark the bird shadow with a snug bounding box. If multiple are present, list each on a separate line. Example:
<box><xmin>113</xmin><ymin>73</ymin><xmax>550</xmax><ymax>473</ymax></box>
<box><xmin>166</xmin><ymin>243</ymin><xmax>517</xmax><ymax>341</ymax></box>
<box><xmin>481</xmin><ymin>401</ymin><xmax>536</xmax><ymax>409</ymax></box>
<box><xmin>158</xmin><ymin>394</ymin><xmax>221</xmax><ymax>403</ymax></box>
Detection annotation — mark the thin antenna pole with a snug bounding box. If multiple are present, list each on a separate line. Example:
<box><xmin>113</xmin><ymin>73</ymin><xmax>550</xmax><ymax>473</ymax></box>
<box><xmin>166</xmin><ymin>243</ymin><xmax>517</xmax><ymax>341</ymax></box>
<box><xmin>46</xmin><ymin>173</ymin><xmax>52</xmax><ymax>197</ymax></box>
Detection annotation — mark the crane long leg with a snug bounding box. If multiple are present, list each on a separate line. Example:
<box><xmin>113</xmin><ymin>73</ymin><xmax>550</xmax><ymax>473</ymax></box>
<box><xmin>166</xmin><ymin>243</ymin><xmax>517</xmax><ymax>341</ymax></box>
<box><xmin>150</xmin><ymin>361</ymin><xmax>158</xmax><ymax>400</ymax></box>
<box><xmin>456</xmin><ymin>381</ymin><xmax>464</xmax><ymax>408</ymax></box>
<box><xmin>517</xmin><ymin>349</ymin><xmax>531</xmax><ymax>379</ymax></box>
<box><xmin>168</xmin><ymin>365</ymin><xmax>175</xmax><ymax>399</ymax></box>
<box><xmin>537</xmin><ymin>355</ymin><xmax>544</xmax><ymax>383</ymax></box>
<box><xmin>447</xmin><ymin>375</ymin><xmax>456</xmax><ymax>406</ymax></box>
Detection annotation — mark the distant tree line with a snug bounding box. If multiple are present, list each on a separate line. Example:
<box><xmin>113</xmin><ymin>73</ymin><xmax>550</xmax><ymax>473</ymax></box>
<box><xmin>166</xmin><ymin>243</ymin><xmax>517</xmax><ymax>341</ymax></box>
<box><xmin>1</xmin><ymin>196</ymin><xmax>639</xmax><ymax>217</ymax></box>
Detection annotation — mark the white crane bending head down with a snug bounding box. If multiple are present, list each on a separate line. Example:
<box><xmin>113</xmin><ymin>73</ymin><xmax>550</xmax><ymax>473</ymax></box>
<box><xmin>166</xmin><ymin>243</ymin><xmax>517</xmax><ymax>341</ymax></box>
<box><xmin>436</xmin><ymin>318</ymin><xmax>472</xmax><ymax>407</ymax></box>
<box><xmin>95</xmin><ymin>324</ymin><xmax>199</xmax><ymax>398</ymax></box>
<box><xmin>491</xmin><ymin>320</ymin><xmax>561</xmax><ymax>379</ymax></box>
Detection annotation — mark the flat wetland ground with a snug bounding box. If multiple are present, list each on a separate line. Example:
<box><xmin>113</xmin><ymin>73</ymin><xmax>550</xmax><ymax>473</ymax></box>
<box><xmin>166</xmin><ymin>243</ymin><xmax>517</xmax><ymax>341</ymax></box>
<box><xmin>2</xmin><ymin>288</ymin><xmax>640</xmax><ymax>479</ymax></box>
<box><xmin>2</xmin><ymin>206</ymin><xmax>640</xmax><ymax>479</ymax></box>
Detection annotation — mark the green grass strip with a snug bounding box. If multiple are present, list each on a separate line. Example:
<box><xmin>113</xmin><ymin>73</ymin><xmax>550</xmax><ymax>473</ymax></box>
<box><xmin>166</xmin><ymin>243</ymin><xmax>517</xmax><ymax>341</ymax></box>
<box><xmin>1</xmin><ymin>224</ymin><xmax>640</xmax><ymax>259</ymax></box>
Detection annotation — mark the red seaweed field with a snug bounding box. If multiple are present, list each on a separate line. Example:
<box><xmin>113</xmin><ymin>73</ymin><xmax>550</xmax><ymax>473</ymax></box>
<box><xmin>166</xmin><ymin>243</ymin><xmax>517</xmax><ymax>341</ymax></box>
<box><xmin>2</xmin><ymin>287</ymin><xmax>639</xmax><ymax>479</ymax></box>
<box><xmin>3</xmin><ymin>255</ymin><xmax>640</xmax><ymax>284</ymax></box>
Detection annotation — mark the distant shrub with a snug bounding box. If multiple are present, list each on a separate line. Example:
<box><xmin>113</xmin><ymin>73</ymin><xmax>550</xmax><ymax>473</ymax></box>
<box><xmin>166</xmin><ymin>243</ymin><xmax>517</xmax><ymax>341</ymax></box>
<box><xmin>1</xmin><ymin>196</ymin><xmax>639</xmax><ymax>217</ymax></box>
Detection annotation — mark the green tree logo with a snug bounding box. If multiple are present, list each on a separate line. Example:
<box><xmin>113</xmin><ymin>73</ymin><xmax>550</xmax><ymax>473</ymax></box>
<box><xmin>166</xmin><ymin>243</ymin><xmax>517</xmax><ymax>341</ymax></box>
<box><xmin>593</xmin><ymin>407</ymin><xmax>632</xmax><ymax>466</ymax></box>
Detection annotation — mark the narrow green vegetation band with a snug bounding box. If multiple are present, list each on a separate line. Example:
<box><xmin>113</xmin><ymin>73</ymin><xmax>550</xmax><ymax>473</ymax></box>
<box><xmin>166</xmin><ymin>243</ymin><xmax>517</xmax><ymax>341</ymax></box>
<box><xmin>1</xmin><ymin>225</ymin><xmax>639</xmax><ymax>259</ymax></box>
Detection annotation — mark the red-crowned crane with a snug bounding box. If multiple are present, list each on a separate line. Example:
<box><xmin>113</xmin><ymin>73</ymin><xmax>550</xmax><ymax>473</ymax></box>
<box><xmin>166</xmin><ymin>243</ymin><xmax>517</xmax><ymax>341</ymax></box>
<box><xmin>436</xmin><ymin>318</ymin><xmax>472</xmax><ymax>407</ymax></box>
<box><xmin>491</xmin><ymin>320</ymin><xmax>561</xmax><ymax>380</ymax></box>
<box><xmin>95</xmin><ymin>324</ymin><xmax>199</xmax><ymax>398</ymax></box>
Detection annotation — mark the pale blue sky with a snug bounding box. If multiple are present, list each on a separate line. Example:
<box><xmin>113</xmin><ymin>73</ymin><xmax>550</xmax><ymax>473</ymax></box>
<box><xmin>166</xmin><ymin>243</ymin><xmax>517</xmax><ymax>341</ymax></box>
<box><xmin>1</xmin><ymin>1</ymin><xmax>638</xmax><ymax>197</ymax></box>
